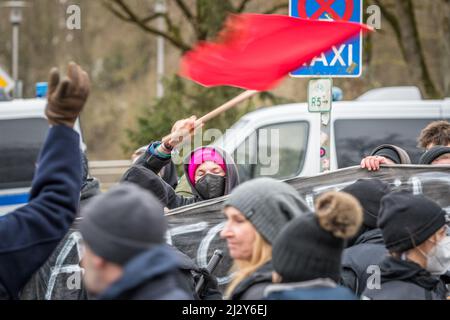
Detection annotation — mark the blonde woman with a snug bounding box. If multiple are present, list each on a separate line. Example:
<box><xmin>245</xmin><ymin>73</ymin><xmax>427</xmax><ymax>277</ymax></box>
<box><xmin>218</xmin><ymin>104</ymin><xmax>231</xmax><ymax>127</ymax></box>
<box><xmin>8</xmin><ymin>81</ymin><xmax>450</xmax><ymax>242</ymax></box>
<box><xmin>220</xmin><ymin>178</ymin><xmax>308</xmax><ymax>300</ymax></box>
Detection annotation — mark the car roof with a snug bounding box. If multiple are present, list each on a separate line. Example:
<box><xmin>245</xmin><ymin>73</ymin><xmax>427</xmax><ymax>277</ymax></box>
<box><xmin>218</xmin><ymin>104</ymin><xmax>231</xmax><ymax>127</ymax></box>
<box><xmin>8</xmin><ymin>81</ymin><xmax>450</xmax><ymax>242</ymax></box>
<box><xmin>0</xmin><ymin>99</ymin><xmax>47</xmax><ymax>118</ymax></box>
<box><xmin>240</xmin><ymin>99</ymin><xmax>446</xmax><ymax>123</ymax></box>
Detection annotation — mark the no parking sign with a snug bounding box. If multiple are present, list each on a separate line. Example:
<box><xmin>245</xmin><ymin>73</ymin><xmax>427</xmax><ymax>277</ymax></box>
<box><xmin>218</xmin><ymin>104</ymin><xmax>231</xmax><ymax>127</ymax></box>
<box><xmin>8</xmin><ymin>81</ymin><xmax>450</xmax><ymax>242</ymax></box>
<box><xmin>290</xmin><ymin>0</ymin><xmax>363</xmax><ymax>77</ymax></box>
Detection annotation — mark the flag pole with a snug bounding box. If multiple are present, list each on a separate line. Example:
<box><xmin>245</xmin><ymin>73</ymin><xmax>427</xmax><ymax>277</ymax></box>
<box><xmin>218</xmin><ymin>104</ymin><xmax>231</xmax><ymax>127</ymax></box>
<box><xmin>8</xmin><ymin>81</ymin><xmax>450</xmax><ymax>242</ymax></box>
<box><xmin>161</xmin><ymin>89</ymin><xmax>258</xmax><ymax>144</ymax></box>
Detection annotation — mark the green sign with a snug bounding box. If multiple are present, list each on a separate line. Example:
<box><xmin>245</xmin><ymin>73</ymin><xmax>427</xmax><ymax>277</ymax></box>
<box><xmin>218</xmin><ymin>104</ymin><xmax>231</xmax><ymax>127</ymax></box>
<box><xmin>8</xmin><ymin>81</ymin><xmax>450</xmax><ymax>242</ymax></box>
<box><xmin>308</xmin><ymin>78</ymin><xmax>332</xmax><ymax>113</ymax></box>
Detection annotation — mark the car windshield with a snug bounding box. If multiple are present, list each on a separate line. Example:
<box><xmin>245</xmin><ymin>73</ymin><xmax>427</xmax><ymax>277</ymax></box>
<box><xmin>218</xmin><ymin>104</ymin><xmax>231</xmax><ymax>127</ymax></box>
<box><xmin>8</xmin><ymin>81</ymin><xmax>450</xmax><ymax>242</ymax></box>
<box><xmin>334</xmin><ymin>118</ymin><xmax>437</xmax><ymax>168</ymax></box>
<box><xmin>0</xmin><ymin>118</ymin><xmax>49</xmax><ymax>189</ymax></box>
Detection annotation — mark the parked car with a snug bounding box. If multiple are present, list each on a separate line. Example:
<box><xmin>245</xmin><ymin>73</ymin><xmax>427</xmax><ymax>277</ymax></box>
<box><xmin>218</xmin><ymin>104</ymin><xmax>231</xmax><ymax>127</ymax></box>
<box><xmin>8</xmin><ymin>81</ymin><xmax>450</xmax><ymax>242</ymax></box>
<box><xmin>212</xmin><ymin>87</ymin><xmax>450</xmax><ymax>182</ymax></box>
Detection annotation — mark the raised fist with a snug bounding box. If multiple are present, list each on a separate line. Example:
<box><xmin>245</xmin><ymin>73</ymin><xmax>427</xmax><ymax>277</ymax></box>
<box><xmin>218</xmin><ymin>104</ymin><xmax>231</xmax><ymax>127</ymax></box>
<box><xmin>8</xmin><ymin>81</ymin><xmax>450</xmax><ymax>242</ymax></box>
<box><xmin>45</xmin><ymin>61</ymin><xmax>90</xmax><ymax>128</ymax></box>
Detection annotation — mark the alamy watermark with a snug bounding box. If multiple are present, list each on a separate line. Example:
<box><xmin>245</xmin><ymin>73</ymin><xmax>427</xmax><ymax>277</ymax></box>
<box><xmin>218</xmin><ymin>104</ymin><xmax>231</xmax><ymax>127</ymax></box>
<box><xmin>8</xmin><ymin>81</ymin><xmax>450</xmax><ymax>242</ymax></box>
<box><xmin>170</xmin><ymin>127</ymin><xmax>282</xmax><ymax>176</ymax></box>
<box><xmin>64</xmin><ymin>4</ymin><xmax>382</xmax><ymax>31</ymax></box>
<box><xmin>366</xmin><ymin>265</ymin><xmax>381</xmax><ymax>290</ymax></box>
<box><xmin>66</xmin><ymin>4</ymin><xmax>81</xmax><ymax>30</ymax></box>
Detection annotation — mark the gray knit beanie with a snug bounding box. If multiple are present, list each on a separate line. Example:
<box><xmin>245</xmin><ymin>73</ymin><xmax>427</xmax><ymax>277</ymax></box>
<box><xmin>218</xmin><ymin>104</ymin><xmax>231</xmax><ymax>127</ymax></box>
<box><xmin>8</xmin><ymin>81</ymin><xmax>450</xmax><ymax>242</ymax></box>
<box><xmin>223</xmin><ymin>178</ymin><xmax>308</xmax><ymax>244</ymax></box>
<box><xmin>80</xmin><ymin>183</ymin><xmax>167</xmax><ymax>265</ymax></box>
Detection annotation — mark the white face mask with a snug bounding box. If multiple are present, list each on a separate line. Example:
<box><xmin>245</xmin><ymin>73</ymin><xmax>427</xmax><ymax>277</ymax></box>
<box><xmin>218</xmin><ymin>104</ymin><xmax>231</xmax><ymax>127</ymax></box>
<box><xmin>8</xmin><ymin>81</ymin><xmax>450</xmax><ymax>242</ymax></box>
<box><xmin>426</xmin><ymin>236</ymin><xmax>450</xmax><ymax>275</ymax></box>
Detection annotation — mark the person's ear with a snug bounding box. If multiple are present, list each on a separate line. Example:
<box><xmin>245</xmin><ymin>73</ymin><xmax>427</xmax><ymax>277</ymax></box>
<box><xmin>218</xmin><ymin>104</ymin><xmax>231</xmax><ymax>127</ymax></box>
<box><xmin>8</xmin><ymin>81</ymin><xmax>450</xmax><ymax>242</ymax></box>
<box><xmin>436</xmin><ymin>226</ymin><xmax>447</xmax><ymax>242</ymax></box>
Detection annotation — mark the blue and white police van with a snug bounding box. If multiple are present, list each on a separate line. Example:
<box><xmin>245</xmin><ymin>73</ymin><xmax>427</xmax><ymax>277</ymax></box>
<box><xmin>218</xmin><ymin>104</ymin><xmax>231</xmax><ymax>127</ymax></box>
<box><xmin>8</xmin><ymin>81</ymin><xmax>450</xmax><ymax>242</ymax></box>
<box><xmin>0</xmin><ymin>85</ymin><xmax>84</xmax><ymax>215</ymax></box>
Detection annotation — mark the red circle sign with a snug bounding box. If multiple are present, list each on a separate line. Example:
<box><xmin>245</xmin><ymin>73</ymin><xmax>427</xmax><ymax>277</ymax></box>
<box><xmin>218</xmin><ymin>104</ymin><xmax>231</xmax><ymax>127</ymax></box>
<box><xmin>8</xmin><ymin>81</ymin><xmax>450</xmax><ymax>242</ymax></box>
<box><xmin>298</xmin><ymin>0</ymin><xmax>354</xmax><ymax>21</ymax></box>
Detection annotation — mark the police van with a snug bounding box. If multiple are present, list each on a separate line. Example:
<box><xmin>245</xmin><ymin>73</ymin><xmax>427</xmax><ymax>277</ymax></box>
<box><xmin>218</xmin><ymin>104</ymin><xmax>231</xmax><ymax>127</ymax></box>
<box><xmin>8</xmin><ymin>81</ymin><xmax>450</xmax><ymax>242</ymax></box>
<box><xmin>0</xmin><ymin>86</ymin><xmax>84</xmax><ymax>215</ymax></box>
<box><xmin>213</xmin><ymin>87</ymin><xmax>450</xmax><ymax>183</ymax></box>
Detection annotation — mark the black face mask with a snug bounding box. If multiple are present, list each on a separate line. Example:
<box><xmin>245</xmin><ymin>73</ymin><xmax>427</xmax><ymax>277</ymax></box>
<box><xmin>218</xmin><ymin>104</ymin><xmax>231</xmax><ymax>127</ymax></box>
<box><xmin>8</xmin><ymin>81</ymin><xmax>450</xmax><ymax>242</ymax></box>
<box><xmin>195</xmin><ymin>174</ymin><xmax>226</xmax><ymax>200</ymax></box>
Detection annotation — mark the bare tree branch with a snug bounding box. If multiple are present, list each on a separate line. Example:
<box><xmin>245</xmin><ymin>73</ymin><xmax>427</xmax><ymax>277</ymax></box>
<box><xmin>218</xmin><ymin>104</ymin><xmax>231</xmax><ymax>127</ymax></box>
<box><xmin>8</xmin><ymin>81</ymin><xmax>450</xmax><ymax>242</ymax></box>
<box><xmin>375</xmin><ymin>0</ymin><xmax>440</xmax><ymax>97</ymax></box>
<box><xmin>173</xmin><ymin>0</ymin><xmax>202</xmax><ymax>39</ymax></box>
<box><xmin>373</xmin><ymin>0</ymin><xmax>405</xmax><ymax>56</ymax></box>
<box><xmin>263</xmin><ymin>3</ymin><xmax>289</xmax><ymax>14</ymax></box>
<box><xmin>236</xmin><ymin>0</ymin><xmax>252</xmax><ymax>13</ymax></box>
<box><xmin>141</xmin><ymin>12</ymin><xmax>165</xmax><ymax>24</ymax></box>
<box><xmin>174</xmin><ymin>0</ymin><xmax>195</xmax><ymax>20</ymax></box>
<box><xmin>395</xmin><ymin>0</ymin><xmax>440</xmax><ymax>97</ymax></box>
<box><xmin>102</xmin><ymin>0</ymin><xmax>132</xmax><ymax>22</ymax></box>
<box><xmin>104</xmin><ymin>0</ymin><xmax>191</xmax><ymax>52</ymax></box>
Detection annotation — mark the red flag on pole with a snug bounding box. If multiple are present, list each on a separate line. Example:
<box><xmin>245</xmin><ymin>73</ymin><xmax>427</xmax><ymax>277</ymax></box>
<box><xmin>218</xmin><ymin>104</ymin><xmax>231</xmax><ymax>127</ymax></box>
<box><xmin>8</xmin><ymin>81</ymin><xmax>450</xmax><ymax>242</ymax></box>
<box><xmin>180</xmin><ymin>14</ymin><xmax>372</xmax><ymax>91</ymax></box>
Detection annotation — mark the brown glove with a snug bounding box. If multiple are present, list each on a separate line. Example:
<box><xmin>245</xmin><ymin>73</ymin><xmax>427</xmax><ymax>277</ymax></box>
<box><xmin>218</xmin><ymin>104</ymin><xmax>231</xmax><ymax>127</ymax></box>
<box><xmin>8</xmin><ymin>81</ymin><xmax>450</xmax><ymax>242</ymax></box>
<box><xmin>45</xmin><ymin>61</ymin><xmax>90</xmax><ymax>128</ymax></box>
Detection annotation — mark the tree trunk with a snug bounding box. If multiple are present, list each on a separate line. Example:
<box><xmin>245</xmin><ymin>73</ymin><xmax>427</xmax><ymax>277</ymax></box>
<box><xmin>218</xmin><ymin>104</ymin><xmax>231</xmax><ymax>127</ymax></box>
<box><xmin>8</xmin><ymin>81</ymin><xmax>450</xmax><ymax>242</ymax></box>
<box><xmin>393</xmin><ymin>0</ymin><xmax>441</xmax><ymax>98</ymax></box>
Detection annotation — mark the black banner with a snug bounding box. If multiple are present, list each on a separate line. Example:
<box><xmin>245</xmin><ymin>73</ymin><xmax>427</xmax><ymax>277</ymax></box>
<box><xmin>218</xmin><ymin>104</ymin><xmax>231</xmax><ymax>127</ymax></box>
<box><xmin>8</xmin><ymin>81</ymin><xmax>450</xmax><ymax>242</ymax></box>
<box><xmin>20</xmin><ymin>165</ymin><xmax>450</xmax><ymax>300</ymax></box>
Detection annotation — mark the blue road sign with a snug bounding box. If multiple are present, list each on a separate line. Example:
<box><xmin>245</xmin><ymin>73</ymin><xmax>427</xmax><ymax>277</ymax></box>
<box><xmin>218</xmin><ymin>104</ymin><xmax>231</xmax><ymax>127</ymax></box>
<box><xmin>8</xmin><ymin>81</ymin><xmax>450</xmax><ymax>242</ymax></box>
<box><xmin>289</xmin><ymin>0</ymin><xmax>363</xmax><ymax>77</ymax></box>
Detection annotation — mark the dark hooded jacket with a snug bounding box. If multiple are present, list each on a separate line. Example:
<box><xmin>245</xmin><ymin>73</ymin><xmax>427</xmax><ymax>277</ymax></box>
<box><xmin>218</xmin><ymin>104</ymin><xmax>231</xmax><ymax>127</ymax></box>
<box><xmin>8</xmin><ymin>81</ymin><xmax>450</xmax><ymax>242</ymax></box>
<box><xmin>341</xmin><ymin>228</ymin><xmax>388</xmax><ymax>296</ymax></box>
<box><xmin>362</xmin><ymin>256</ymin><xmax>448</xmax><ymax>300</ymax></box>
<box><xmin>20</xmin><ymin>173</ymin><xmax>101</xmax><ymax>300</ymax></box>
<box><xmin>229</xmin><ymin>261</ymin><xmax>273</xmax><ymax>300</ymax></box>
<box><xmin>97</xmin><ymin>245</ymin><xmax>192</xmax><ymax>300</ymax></box>
<box><xmin>0</xmin><ymin>125</ymin><xmax>82</xmax><ymax>300</ymax></box>
<box><xmin>121</xmin><ymin>142</ymin><xmax>240</xmax><ymax>209</ymax></box>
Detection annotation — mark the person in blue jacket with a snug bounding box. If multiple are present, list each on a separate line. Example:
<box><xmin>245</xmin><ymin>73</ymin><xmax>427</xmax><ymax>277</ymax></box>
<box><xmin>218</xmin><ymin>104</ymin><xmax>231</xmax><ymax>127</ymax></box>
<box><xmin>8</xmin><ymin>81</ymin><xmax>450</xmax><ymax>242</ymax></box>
<box><xmin>0</xmin><ymin>62</ymin><xmax>90</xmax><ymax>299</ymax></box>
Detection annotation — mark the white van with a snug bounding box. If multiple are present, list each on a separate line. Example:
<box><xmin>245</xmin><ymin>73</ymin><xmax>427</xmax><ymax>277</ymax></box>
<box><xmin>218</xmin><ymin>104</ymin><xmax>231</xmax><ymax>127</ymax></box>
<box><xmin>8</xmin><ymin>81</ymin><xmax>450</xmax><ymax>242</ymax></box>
<box><xmin>0</xmin><ymin>98</ymin><xmax>84</xmax><ymax>215</ymax></box>
<box><xmin>213</xmin><ymin>87</ymin><xmax>450</xmax><ymax>182</ymax></box>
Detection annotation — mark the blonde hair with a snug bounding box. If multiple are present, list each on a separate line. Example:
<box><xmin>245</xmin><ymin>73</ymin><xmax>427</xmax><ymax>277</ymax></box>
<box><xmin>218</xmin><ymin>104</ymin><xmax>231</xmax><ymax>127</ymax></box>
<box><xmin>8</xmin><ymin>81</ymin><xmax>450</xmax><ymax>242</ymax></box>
<box><xmin>225</xmin><ymin>232</ymin><xmax>272</xmax><ymax>298</ymax></box>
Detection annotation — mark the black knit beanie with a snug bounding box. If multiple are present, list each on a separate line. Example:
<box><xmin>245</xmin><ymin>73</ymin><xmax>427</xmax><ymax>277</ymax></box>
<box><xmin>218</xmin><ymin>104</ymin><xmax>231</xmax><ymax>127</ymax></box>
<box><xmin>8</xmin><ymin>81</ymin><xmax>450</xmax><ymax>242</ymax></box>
<box><xmin>419</xmin><ymin>146</ymin><xmax>450</xmax><ymax>164</ymax></box>
<box><xmin>378</xmin><ymin>191</ymin><xmax>446</xmax><ymax>253</ymax></box>
<box><xmin>272</xmin><ymin>192</ymin><xmax>363</xmax><ymax>283</ymax></box>
<box><xmin>80</xmin><ymin>183</ymin><xmax>167</xmax><ymax>265</ymax></box>
<box><xmin>342</xmin><ymin>179</ymin><xmax>391</xmax><ymax>229</ymax></box>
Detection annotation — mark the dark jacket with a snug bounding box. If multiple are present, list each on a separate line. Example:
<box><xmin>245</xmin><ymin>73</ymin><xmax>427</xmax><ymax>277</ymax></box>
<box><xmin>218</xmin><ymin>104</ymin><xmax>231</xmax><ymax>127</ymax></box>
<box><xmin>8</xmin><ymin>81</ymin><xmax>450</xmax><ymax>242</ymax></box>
<box><xmin>362</xmin><ymin>256</ymin><xmax>448</xmax><ymax>300</ymax></box>
<box><xmin>20</xmin><ymin>174</ymin><xmax>101</xmax><ymax>300</ymax></box>
<box><xmin>0</xmin><ymin>125</ymin><xmax>82</xmax><ymax>299</ymax></box>
<box><xmin>97</xmin><ymin>245</ymin><xmax>193</xmax><ymax>300</ymax></box>
<box><xmin>341</xmin><ymin>228</ymin><xmax>388</xmax><ymax>295</ymax></box>
<box><xmin>80</xmin><ymin>177</ymin><xmax>101</xmax><ymax>209</ymax></box>
<box><xmin>133</xmin><ymin>151</ymin><xmax>179</xmax><ymax>189</ymax></box>
<box><xmin>122</xmin><ymin>143</ymin><xmax>240</xmax><ymax>209</ymax></box>
<box><xmin>229</xmin><ymin>261</ymin><xmax>273</xmax><ymax>300</ymax></box>
<box><xmin>264</xmin><ymin>278</ymin><xmax>357</xmax><ymax>300</ymax></box>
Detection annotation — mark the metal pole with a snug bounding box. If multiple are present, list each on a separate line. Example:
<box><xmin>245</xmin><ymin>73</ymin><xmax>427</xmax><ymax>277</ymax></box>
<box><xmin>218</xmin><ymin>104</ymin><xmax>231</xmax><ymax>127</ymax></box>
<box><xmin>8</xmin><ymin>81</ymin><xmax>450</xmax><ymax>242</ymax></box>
<box><xmin>307</xmin><ymin>78</ymin><xmax>333</xmax><ymax>173</ymax></box>
<box><xmin>12</xmin><ymin>23</ymin><xmax>19</xmax><ymax>85</ymax></box>
<box><xmin>2</xmin><ymin>1</ymin><xmax>28</xmax><ymax>98</ymax></box>
<box><xmin>155</xmin><ymin>0</ymin><xmax>166</xmax><ymax>99</ymax></box>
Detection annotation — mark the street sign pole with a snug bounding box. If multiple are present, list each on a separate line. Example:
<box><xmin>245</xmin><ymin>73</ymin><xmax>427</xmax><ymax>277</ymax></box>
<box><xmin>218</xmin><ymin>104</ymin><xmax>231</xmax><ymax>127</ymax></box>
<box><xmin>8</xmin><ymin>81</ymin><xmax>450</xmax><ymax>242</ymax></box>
<box><xmin>290</xmin><ymin>0</ymin><xmax>363</xmax><ymax>173</ymax></box>
<box><xmin>308</xmin><ymin>78</ymin><xmax>333</xmax><ymax>172</ymax></box>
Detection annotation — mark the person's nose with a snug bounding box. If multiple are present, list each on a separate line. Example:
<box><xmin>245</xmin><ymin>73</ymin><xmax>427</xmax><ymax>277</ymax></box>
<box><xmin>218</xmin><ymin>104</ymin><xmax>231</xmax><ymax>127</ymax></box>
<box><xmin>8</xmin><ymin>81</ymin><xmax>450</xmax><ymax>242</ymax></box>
<box><xmin>220</xmin><ymin>222</ymin><xmax>233</xmax><ymax>239</ymax></box>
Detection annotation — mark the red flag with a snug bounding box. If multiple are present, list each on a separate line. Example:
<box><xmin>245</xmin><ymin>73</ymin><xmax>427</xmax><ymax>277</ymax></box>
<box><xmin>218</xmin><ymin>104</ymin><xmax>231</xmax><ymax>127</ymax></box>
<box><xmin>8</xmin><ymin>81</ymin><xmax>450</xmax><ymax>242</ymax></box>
<box><xmin>180</xmin><ymin>14</ymin><xmax>372</xmax><ymax>91</ymax></box>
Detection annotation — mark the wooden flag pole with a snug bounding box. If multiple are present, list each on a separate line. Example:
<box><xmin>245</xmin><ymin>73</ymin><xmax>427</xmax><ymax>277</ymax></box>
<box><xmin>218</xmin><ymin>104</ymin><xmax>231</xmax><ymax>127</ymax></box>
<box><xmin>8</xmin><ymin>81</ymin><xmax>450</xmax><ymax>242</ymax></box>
<box><xmin>161</xmin><ymin>89</ymin><xmax>258</xmax><ymax>145</ymax></box>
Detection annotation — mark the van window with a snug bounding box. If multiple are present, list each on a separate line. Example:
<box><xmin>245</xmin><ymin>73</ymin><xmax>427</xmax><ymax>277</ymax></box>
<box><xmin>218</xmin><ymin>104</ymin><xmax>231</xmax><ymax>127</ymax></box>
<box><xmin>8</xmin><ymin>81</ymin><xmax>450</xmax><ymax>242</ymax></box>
<box><xmin>334</xmin><ymin>119</ymin><xmax>438</xmax><ymax>168</ymax></box>
<box><xmin>0</xmin><ymin>118</ymin><xmax>49</xmax><ymax>189</ymax></box>
<box><xmin>233</xmin><ymin>121</ymin><xmax>309</xmax><ymax>182</ymax></box>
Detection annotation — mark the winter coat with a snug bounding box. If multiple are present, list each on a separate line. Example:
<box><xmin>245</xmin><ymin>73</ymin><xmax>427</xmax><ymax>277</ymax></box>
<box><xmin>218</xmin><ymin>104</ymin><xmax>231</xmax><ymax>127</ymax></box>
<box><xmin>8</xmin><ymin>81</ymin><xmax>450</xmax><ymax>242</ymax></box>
<box><xmin>0</xmin><ymin>125</ymin><xmax>82</xmax><ymax>299</ymax></box>
<box><xmin>229</xmin><ymin>261</ymin><xmax>273</xmax><ymax>300</ymax></box>
<box><xmin>97</xmin><ymin>245</ymin><xmax>193</xmax><ymax>300</ymax></box>
<box><xmin>362</xmin><ymin>256</ymin><xmax>448</xmax><ymax>300</ymax></box>
<box><xmin>341</xmin><ymin>228</ymin><xmax>388</xmax><ymax>295</ymax></box>
<box><xmin>264</xmin><ymin>278</ymin><xmax>357</xmax><ymax>300</ymax></box>
<box><xmin>20</xmin><ymin>174</ymin><xmax>101</xmax><ymax>300</ymax></box>
<box><xmin>121</xmin><ymin>142</ymin><xmax>240</xmax><ymax>209</ymax></box>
